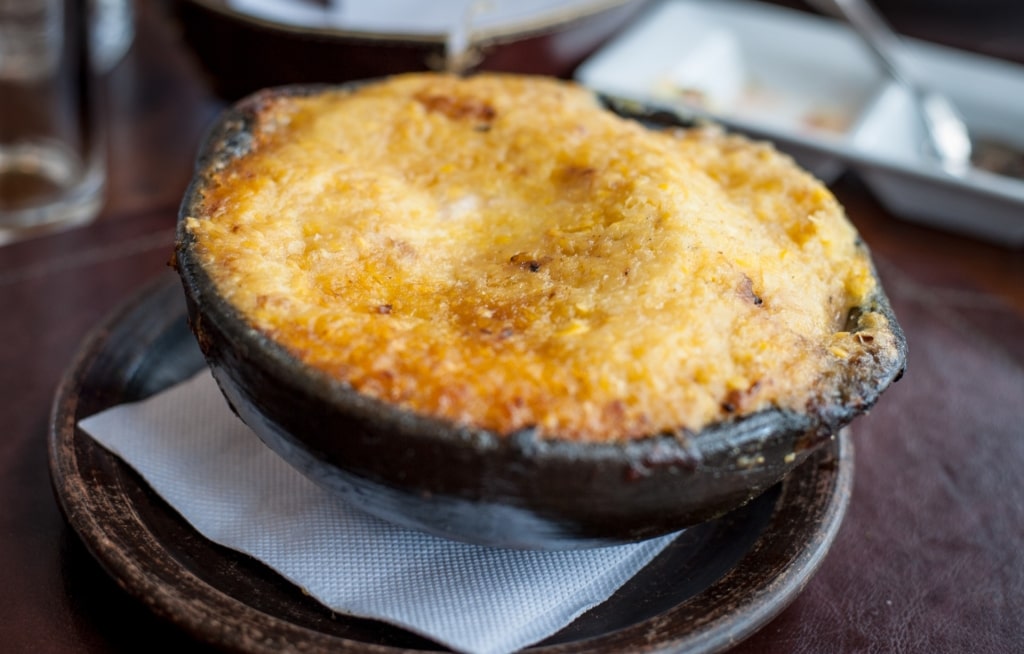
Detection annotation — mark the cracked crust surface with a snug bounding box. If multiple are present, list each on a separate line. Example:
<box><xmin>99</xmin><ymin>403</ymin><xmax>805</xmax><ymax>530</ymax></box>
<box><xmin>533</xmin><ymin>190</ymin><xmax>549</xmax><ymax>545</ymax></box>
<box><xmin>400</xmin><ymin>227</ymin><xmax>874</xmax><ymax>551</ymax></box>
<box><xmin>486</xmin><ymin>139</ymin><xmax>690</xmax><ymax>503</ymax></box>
<box><xmin>185</xmin><ymin>73</ymin><xmax>900</xmax><ymax>442</ymax></box>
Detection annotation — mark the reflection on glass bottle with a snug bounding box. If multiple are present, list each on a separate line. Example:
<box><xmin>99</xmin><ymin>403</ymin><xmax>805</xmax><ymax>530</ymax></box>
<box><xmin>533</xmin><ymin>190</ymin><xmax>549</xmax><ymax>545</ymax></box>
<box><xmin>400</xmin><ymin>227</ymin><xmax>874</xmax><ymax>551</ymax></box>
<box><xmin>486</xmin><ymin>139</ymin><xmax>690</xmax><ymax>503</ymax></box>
<box><xmin>0</xmin><ymin>0</ymin><xmax>62</xmax><ymax>81</ymax></box>
<box><xmin>90</xmin><ymin>0</ymin><xmax>133</xmax><ymax>72</ymax></box>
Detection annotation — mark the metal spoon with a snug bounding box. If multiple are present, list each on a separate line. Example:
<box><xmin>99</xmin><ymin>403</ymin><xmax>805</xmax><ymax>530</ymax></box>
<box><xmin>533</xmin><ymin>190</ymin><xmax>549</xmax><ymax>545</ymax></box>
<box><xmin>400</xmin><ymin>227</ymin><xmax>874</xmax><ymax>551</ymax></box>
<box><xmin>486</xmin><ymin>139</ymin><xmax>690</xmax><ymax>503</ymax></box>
<box><xmin>808</xmin><ymin>0</ymin><xmax>973</xmax><ymax>175</ymax></box>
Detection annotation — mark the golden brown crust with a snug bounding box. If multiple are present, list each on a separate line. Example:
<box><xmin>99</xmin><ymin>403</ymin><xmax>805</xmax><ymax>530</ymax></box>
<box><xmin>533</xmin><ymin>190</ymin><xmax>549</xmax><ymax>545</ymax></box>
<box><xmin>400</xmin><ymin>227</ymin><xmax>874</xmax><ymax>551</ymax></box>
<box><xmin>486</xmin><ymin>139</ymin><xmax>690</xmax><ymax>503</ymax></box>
<box><xmin>185</xmin><ymin>73</ymin><xmax>899</xmax><ymax>442</ymax></box>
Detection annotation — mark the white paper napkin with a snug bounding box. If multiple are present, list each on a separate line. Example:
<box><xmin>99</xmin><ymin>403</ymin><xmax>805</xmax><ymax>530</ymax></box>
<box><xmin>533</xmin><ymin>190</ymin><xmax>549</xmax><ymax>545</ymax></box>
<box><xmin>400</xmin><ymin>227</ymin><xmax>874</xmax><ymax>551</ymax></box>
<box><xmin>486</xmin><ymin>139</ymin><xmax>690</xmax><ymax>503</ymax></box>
<box><xmin>78</xmin><ymin>371</ymin><xmax>678</xmax><ymax>654</ymax></box>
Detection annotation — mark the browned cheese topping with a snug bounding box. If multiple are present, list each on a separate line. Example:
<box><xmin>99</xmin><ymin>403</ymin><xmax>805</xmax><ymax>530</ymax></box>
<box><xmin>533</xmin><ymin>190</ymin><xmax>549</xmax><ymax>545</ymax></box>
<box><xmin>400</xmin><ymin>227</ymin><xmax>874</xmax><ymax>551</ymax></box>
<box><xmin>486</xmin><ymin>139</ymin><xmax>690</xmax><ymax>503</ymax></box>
<box><xmin>185</xmin><ymin>73</ymin><xmax>898</xmax><ymax>442</ymax></box>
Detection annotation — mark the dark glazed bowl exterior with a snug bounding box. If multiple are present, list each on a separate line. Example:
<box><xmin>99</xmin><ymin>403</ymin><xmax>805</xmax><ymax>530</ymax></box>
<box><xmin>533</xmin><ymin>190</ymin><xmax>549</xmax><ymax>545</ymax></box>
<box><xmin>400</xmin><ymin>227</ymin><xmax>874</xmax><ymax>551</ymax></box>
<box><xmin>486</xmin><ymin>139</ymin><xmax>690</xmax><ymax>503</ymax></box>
<box><xmin>175</xmin><ymin>83</ymin><xmax>907</xmax><ymax>549</ymax></box>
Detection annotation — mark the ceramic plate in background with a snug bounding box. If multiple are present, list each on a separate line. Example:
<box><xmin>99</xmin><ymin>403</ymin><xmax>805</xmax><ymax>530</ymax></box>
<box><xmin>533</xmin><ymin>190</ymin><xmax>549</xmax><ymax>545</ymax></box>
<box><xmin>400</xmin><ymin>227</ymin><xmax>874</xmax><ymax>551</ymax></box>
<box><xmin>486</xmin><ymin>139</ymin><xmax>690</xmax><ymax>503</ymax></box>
<box><xmin>172</xmin><ymin>0</ymin><xmax>650</xmax><ymax>100</ymax></box>
<box><xmin>576</xmin><ymin>0</ymin><xmax>1024</xmax><ymax>247</ymax></box>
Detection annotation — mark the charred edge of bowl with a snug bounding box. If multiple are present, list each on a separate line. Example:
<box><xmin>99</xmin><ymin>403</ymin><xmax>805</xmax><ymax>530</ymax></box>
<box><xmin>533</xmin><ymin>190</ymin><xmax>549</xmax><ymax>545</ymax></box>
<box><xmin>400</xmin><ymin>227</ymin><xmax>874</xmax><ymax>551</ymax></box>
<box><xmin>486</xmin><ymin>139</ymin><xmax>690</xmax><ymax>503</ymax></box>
<box><xmin>599</xmin><ymin>92</ymin><xmax>702</xmax><ymax>130</ymax></box>
<box><xmin>175</xmin><ymin>83</ymin><xmax>363</xmax><ymax>322</ymax></box>
<box><xmin>838</xmin><ymin>250</ymin><xmax>908</xmax><ymax>411</ymax></box>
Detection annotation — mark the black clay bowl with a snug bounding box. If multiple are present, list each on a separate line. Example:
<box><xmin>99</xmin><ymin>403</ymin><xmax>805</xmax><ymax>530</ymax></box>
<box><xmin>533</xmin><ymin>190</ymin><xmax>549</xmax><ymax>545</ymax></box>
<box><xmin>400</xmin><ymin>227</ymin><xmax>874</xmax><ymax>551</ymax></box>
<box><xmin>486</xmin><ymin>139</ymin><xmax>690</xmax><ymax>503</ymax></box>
<box><xmin>174</xmin><ymin>83</ymin><xmax>907</xmax><ymax>550</ymax></box>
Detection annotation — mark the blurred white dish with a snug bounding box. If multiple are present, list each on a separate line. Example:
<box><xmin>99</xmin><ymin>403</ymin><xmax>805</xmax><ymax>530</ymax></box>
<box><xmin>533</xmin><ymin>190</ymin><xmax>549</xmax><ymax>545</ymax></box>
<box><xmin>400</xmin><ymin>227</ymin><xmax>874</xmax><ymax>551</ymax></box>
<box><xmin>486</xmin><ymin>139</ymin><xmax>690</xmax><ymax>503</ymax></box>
<box><xmin>226</xmin><ymin>0</ymin><xmax>625</xmax><ymax>36</ymax></box>
<box><xmin>576</xmin><ymin>0</ymin><xmax>1024</xmax><ymax>247</ymax></box>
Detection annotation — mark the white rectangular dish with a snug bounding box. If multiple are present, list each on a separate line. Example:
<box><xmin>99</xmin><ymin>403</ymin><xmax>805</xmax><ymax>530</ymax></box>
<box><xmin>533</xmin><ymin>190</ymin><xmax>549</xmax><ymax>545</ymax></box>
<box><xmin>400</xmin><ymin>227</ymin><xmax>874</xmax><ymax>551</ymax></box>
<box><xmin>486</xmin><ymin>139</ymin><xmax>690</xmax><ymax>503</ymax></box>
<box><xmin>575</xmin><ymin>0</ymin><xmax>1024</xmax><ymax>247</ymax></box>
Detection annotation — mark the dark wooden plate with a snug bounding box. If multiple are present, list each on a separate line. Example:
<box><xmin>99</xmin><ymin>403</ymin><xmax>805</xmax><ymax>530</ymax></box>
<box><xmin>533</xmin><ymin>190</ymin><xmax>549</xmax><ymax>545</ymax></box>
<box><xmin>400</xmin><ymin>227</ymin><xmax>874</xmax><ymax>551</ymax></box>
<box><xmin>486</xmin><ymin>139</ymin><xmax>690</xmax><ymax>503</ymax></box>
<box><xmin>49</xmin><ymin>271</ymin><xmax>853</xmax><ymax>653</ymax></box>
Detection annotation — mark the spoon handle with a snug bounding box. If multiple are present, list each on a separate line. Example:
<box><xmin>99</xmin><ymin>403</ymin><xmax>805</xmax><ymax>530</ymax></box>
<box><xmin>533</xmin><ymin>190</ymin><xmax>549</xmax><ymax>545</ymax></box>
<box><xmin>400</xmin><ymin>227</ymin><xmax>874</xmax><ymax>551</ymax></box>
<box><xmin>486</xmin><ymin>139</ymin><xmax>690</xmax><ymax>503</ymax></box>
<box><xmin>807</xmin><ymin>0</ymin><xmax>972</xmax><ymax>174</ymax></box>
<box><xmin>805</xmin><ymin>0</ymin><xmax>913</xmax><ymax>89</ymax></box>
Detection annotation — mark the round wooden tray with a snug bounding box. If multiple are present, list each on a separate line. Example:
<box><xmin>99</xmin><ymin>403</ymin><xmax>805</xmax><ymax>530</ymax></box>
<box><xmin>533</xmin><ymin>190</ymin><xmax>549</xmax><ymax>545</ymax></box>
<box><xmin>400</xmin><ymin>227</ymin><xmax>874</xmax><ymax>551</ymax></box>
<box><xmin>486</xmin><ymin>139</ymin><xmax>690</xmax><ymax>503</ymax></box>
<box><xmin>49</xmin><ymin>272</ymin><xmax>853</xmax><ymax>653</ymax></box>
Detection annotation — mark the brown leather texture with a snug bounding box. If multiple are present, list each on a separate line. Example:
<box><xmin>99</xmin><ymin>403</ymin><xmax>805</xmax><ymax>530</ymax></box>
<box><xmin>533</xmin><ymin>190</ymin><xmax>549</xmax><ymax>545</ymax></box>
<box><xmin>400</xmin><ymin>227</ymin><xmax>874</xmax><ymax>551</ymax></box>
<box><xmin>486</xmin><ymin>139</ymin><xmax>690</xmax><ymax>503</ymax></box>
<box><xmin>734</xmin><ymin>249</ymin><xmax>1024</xmax><ymax>653</ymax></box>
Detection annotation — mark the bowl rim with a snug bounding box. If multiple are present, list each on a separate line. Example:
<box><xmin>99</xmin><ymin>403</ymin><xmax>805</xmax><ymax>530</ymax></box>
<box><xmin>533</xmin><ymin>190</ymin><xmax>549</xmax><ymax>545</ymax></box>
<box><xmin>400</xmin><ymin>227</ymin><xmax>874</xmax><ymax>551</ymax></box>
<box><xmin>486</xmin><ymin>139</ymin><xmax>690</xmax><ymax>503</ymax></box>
<box><xmin>175</xmin><ymin>78</ymin><xmax>907</xmax><ymax>458</ymax></box>
<box><xmin>173</xmin><ymin>77</ymin><xmax>906</xmax><ymax>531</ymax></box>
